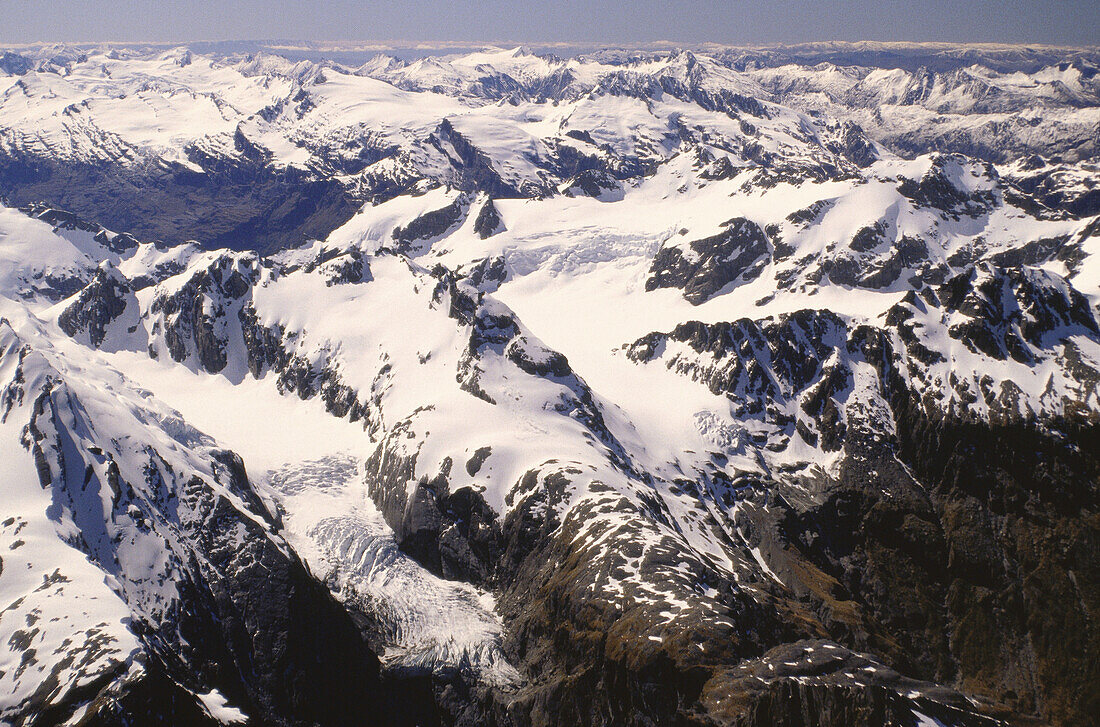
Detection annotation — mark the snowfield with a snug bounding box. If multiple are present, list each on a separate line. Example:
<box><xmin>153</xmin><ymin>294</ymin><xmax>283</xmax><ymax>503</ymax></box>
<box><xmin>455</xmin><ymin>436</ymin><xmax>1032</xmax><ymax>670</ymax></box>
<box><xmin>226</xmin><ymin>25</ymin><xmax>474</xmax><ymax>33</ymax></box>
<box><xmin>0</xmin><ymin>41</ymin><xmax>1098</xmax><ymax>727</ymax></box>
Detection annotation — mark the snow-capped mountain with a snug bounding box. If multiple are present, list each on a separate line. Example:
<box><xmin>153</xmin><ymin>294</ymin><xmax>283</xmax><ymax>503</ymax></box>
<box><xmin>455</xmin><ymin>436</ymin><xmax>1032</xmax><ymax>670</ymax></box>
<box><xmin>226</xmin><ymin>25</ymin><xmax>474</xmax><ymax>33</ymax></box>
<box><xmin>0</xmin><ymin>42</ymin><xmax>1098</xmax><ymax>727</ymax></box>
<box><xmin>1</xmin><ymin>42</ymin><xmax>1097</xmax><ymax>250</ymax></box>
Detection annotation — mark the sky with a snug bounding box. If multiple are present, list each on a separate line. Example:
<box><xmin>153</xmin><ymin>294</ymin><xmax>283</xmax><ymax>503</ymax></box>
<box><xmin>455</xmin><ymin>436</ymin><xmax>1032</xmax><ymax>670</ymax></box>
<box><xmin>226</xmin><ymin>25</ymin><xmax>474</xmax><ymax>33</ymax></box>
<box><xmin>2</xmin><ymin>0</ymin><xmax>1097</xmax><ymax>46</ymax></box>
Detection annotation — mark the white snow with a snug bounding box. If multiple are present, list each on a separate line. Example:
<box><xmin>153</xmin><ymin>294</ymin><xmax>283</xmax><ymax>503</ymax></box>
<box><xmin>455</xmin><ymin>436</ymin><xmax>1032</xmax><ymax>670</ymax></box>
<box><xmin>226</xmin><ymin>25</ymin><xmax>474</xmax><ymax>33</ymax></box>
<box><xmin>0</xmin><ymin>43</ymin><xmax>1097</xmax><ymax>721</ymax></box>
<box><xmin>195</xmin><ymin>689</ymin><xmax>248</xmax><ymax>725</ymax></box>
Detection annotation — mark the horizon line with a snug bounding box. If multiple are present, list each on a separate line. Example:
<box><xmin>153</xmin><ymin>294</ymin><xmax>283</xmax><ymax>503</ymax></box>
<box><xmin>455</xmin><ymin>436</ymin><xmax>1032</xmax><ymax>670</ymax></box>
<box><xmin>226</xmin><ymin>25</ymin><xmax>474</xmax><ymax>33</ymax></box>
<box><xmin>2</xmin><ymin>39</ymin><xmax>1098</xmax><ymax>51</ymax></box>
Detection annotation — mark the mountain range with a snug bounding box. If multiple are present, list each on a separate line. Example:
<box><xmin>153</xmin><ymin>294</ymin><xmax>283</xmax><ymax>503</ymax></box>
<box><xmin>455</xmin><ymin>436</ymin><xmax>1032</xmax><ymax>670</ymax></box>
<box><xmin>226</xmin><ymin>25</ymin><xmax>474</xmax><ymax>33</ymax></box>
<box><xmin>0</xmin><ymin>41</ymin><xmax>1098</xmax><ymax>727</ymax></box>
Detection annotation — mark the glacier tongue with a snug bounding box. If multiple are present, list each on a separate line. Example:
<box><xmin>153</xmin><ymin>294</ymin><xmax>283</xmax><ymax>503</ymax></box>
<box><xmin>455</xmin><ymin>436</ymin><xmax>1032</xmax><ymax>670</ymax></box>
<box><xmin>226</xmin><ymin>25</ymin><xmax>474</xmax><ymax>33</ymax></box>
<box><xmin>0</xmin><ymin>39</ymin><xmax>1098</xmax><ymax>727</ymax></box>
<box><xmin>0</xmin><ymin>303</ymin><xmax>390</xmax><ymax>725</ymax></box>
<box><xmin>264</xmin><ymin>455</ymin><xmax>521</xmax><ymax>686</ymax></box>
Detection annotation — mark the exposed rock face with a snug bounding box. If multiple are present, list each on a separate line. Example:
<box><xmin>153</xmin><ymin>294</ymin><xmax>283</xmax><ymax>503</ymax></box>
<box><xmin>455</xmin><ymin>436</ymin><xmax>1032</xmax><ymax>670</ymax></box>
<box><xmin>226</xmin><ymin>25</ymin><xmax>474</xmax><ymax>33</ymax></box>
<box><xmin>316</xmin><ymin>246</ymin><xmax>371</xmax><ymax>285</ymax></box>
<box><xmin>563</xmin><ymin>169</ymin><xmax>622</xmax><ymax>199</ymax></box>
<box><xmin>430</xmin><ymin>119</ymin><xmax>528</xmax><ymax>198</ymax></box>
<box><xmin>1003</xmin><ymin>160</ymin><xmax>1100</xmax><ymax>219</ymax></box>
<box><xmin>0</xmin><ymin>51</ymin><xmax>33</xmax><ymax>76</ymax></box>
<box><xmin>473</xmin><ymin>196</ymin><xmax>506</xmax><ymax>239</ymax></box>
<box><xmin>896</xmin><ymin>157</ymin><xmax>999</xmax><ymax>219</ymax></box>
<box><xmin>393</xmin><ymin>193</ymin><xmax>471</xmax><ymax>252</ymax></box>
<box><xmin>364</xmin><ymin>443</ymin><xmax>501</xmax><ymax>585</ymax></box>
<box><xmin>57</xmin><ymin>264</ymin><xmax>136</xmax><ymax>348</ymax></box>
<box><xmin>621</xmin><ymin>261</ymin><xmax>1100</xmax><ymax>726</ymax></box>
<box><xmin>938</xmin><ymin>264</ymin><xmax>1099</xmax><ymax>361</ymax></box>
<box><xmin>461</xmin><ymin>255</ymin><xmax>509</xmax><ymax>293</ymax></box>
<box><xmin>646</xmin><ymin>219</ymin><xmax>772</xmax><ymax>304</ymax></box>
<box><xmin>21</xmin><ymin>202</ymin><xmax>141</xmax><ymax>254</ymax></box>
<box><xmin>7</xmin><ymin>42</ymin><xmax>1100</xmax><ymax>727</ymax></box>
<box><xmin>147</xmin><ymin>253</ymin><xmax>259</xmax><ymax>372</ymax></box>
<box><xmin>0</xmin><ymin>324</ymin><xmax>397</xmax><ymax>726</ymax></box>
<box><xmin>825</xmin><ymin>121</ymin><xmax>881</xmax><ymax>168</ymax></box>
<box><xmin>473</xmin><ymin>199</ymin><xmax>505</xmax><ymax>239</ymax></box>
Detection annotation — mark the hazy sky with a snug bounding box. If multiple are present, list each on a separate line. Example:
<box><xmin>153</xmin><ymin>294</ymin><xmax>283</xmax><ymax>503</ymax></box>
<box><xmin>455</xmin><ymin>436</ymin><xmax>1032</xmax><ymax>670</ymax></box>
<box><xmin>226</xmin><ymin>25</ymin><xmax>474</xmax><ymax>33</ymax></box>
<box><xmin>3</xmin><ymin>0</ymin><xmax>1098</xmax><ymax>46</ymax></box>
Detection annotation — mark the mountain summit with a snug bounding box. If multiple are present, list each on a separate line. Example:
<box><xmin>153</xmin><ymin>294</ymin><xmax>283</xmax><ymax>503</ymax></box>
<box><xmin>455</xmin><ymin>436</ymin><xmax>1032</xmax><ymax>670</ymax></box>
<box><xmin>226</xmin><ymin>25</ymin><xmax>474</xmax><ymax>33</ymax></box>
<box><xmin>0</xmin><ymin>43</ymin><xmax>1098</xmax><ymax>727</ymax></box>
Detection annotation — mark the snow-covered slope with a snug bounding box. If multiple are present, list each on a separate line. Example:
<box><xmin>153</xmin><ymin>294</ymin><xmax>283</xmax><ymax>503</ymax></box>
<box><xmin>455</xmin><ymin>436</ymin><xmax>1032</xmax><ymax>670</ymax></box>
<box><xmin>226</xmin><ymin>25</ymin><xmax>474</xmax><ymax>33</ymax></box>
<box><xmin>2</xmin><ymin>42</ymin><xmax>1095</xmax><ymax>252</ymax></box>
<box><xmin>0</xmin><ymin>42</ymin><xmax>1098</xmax><ymax>727</ymax></box>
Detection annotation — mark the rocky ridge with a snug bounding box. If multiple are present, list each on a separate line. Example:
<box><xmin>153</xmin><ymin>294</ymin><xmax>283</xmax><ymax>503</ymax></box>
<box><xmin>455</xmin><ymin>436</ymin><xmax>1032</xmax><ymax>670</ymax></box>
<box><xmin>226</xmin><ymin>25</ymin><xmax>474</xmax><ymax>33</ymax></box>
<box><xmin>0</xmin><ymin>42</ymin><xmax>1098</xmax><ymax>727</ymax></box>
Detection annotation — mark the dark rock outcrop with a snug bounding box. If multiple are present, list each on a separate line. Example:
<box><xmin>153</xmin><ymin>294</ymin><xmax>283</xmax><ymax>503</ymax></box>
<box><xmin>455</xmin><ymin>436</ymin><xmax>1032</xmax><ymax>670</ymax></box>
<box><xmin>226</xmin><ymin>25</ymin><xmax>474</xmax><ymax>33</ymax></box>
<box><xmin>149</xmin><ymin>254</ymin><xmax>258</xmax><ymax>372</ymax></box>
<box><xmin>896</xmin><ymin>156</ymin><xmax>998</xmax><ymax>220</ymax></box>
<box><xmin>621</xmin><ymin>262</ymin><xmax>1100</xmax><ymax>726</ymax></box>
<box><xmin>473</xmin><ymin>198</ymin><xmax>505</xmax><ymax>239</ymax></box>
<box><xmin>646</xmin><ymin>218</ymin><xmax>771</xmax><ymax>304</ymax></box>
<box><xmin>57</xmin><ymin>264</ymin><xmax>136</xmax><ymax>348</ymax></box>
<box><xmin>10</xmin><ymin>362</ymin><xmax>400</xmax><ymax>726</ymax></box>
<box><xmin>393</xmin><ymin>193</ymin><xmax>470</xmax><ymax>252</ymax></box>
